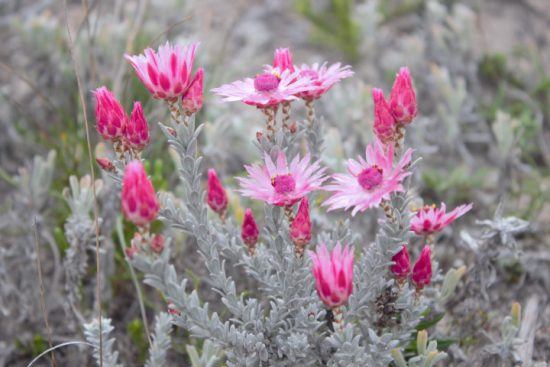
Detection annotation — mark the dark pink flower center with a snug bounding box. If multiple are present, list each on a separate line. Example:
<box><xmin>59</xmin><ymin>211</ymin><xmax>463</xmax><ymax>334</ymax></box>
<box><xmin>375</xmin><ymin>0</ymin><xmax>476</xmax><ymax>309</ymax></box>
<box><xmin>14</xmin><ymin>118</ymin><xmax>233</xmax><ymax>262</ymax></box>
<box><xmin>357</xmin><ymin>166</ymin><xmax>383</xmax><ymax>190</ymax></box>
<box><xmin>254</xmin><ymin>73</ymin><xmax>280</xmax><ymax>92</ymax></box>
<box><xmin>272</xmin><ymin>174</ymin><xmax>296</xmax><ymax>194</ymax></box>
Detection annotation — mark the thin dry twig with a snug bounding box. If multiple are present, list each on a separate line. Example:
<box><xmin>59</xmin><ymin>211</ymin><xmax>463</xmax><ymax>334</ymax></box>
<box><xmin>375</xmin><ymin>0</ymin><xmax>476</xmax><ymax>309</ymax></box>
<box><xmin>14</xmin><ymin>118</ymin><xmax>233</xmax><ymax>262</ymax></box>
<box><xmin>62</xmin><ymin>1</ymin><xmax>104</xmax><ymax>365</ymax></box>
<box><xmin>32</xmin><ymin>219</ymin><xmax>57</xmax><ymax>367</ymax></box>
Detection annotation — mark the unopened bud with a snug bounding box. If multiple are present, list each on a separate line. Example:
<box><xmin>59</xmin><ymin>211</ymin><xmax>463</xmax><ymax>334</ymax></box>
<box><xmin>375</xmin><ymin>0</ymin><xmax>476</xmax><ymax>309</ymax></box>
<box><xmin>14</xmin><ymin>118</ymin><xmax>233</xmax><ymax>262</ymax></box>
<box><xmin>289</xmin><ymin>121</ymin><xmax>297</xmax><ymax>134</ymax></box>
<box><xmin>150</xmin><ymin>234</ymin><xmax>165</xmax><ymax>254</ymax></box>
<box><xmin>417</xmin><ymin>330</ymin><xmax>428</xmax><ymax>355</ymax></box>
<box><xmin>96</xmin><ymin>157</ymin><xmax>116</xmax><ymax>172</ymax></box>
<box><xmin>511</xmin><ymin>302</ymin><xmax>521</xmax><ymax>328</ymax></box>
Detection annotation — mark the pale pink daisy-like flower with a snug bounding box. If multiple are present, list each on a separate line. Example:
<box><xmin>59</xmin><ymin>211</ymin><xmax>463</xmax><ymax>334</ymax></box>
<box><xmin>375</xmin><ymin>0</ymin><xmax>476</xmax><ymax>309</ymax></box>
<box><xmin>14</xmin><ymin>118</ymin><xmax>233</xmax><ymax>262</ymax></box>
<box><xmin>125</xmin><ymin>42</ymin><xmax>200</xmax><ymax>101</ymax></box>
<box><xmin>323</xmin><ymin>140</ymin><xmax>413</xmax><ymax>216</ymax></box>
<box><xmin>410</xmin><ymin>203</ymin><xmax>473</xmax><ymax>235</ymax></box>
<box><xmin>294</xmin><ymin>62</ymin><xmax>353</xmax><ymax>101</ymax></box>
<box><xmin>310</xmin><ymin>243</ymin><xmax>354</xmax><ymax>309</ymax></box>
<box><xmin>237</xmin><ymin>151</ymin><xmax>326</xmax><ymax>207</ymax></box>
<box><xmin>211</xmin><ymin>69</ymin><xmax>312</xmax><ymax>108</ymax></box>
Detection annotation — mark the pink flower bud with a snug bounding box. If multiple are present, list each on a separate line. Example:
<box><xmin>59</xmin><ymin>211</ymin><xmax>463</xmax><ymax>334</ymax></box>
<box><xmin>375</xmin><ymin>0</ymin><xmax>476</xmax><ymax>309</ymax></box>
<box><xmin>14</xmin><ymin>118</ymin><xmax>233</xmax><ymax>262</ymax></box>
<box><xmin>206</xmin><ymin>169</ymin><xmax>228</xmax><ymax>216</ymax></box>
<box><xmin>96</xmin><ymin>157</ymin><xmax>115</xmax><ymax>172</ymax></box>
<box><xmin>372</xmin><ymin>88</ymin><xmax>396</xmax><ymax>144</ymax></box>
<box><xmin>94</xmin><ymin>86</ymin><xmax>127</xmax><ymax>141</ymax></box>
<box><xmin>273</xmin><ymin>48</ymin><xmax>295</xmax><ymax>73</ymax></box>
<box><xmin>391</xmin><ymin>245</ymin><xmax>410</xmax><ymax>280</ymax></box>
<box><xmin>389</xmin><ymin>67</ymin><xmax>417</xmax><ymax>125</ymax></box>
<box><xmin>121</xmin><ymin>161</ymin><xmax>160</xmax><ymax>227</ymax></box>
<box><xmin>167</xmin><ymin>301</ymin><xmax>181</xmax><ymax>316</ymax></box>
<box><xmin>125</xmin><ymin>243</ymin><xmax>139</xmax><ymax>259</ymax></box>
<box><xmin>290</xmin><ymin>197</ymin><xmax>311</xmax><ymax>246</ymax></box>
<box><xmin>241</xmin><ymin>208</ymin><xmax>259</xmax><ymax>249</ymax></box>
<box><xmin>181</xmin><ymin>67</ymin><xmax>204</xmax><ymax>116</ymax></box>
<box><xmin>412</xmin><ymin>246</ymin><xmax>432</xmax><ymax>289</ymax></box>
<box><xmin>150</xmin><ymin>234</ymin><xmax>165</xmax><ymax>254</ymax></box>
<box><xmin>310</xmin><ymin>243</ymin><xmax>354</xmax><ymax>309</ymax></box>
<box><xmin>125</xmin><ymin>102</ymin><xmax>150</xmax><ymax>151</ymax></box>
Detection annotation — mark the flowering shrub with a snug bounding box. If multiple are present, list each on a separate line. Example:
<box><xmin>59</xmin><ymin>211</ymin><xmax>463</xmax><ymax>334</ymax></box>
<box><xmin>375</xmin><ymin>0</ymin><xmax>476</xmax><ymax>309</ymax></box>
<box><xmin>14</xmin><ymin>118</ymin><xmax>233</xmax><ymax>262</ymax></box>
<box><xmin>79</xmin><ymin>43</ymin><xmax>483</xmax><ymax>366</ymax></box>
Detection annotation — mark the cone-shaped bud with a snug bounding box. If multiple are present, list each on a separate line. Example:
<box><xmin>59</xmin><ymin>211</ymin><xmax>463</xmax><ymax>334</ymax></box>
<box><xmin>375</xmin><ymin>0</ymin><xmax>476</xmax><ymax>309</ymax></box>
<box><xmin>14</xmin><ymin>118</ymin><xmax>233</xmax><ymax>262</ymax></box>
<box><xmin>150</xmin><ymin>234</ymin><xmax>165</xmax><ymax>254</ymax></box>
<box><xmin>206</xmin><ymin>169</ymin><xmax>228</xmax><ymax>216</ymax></box>
<box><xmin>241</xmin><ymin>208</ymin><xmax>259</xmax><ymax>253</ymax></box>
<box><xmin>121</xmin><ymin>161</ymin><xmax>160</xmax><ymax>227</ymax></box>
<box><xmin>290</xmin><ymin>197</ymin><xmax>311</xmax><ymax>247</ymax></box>
<box><xmin>391</xmin><ymin>245</ymin><xmax>410</xmax><ymax>280</ymax></box>
<box><xmin>412</xmin><ymin>246</ymin><xmax>432</xmax><ymax>289</ymax></box>
<box><xmin>389</xmin><ymin>67</ymin><xmax>417</xmax><ymax>125</ymax></box>
<box><xmin>125</xmin><ymin>243</ymin><xmax>139</xmax><ymax>259</ymax></box>
<box><xmin>94</xmin><ymin>86</ymin><xmax>127</xmax><ymax>141</ymax></box>
<box><xmin>273</xmin><ymin>48</ymin><xmax>295</xmax><ymax>73</ymax></box>
<box><xmin>372</xmin><ymin>88</ymin><xmax>396</xmax><ymax>144</ymax></box>
<box><xmin>310</xmin><ymin>243</ymin><xmax>354</xmax><ymax>308</ymax></box>
<box><xmin>181</xmin><ymin>67</ymin><xmax>204</xmax><ymax>116</ymax></box>
<box><xmin>96</xmin><ymin>157</ymin><xmax>116</xmax><ymax>172</ymax></box>
<box><xmin>125</xmin><ymin>102</ymin><xmax>150</xmax><ymax>151</ymax></box>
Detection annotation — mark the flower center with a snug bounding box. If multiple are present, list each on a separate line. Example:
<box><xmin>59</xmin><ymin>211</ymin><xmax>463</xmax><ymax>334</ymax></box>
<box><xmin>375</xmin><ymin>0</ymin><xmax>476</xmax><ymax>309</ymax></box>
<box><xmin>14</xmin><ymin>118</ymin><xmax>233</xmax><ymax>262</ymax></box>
<box><xmin>357</xmin><ymin>166</ymin><xmax>383</xmax><ymax>190</ymax></box>
<box><xmin>254</xmin><ymin>73</ymin><xmax>280</xmax><ymax>92</ymax></box>
<box><xmin>272</xmin><ymin>174</ymin><xmax>296</xmax><ymax>194</ymax></box>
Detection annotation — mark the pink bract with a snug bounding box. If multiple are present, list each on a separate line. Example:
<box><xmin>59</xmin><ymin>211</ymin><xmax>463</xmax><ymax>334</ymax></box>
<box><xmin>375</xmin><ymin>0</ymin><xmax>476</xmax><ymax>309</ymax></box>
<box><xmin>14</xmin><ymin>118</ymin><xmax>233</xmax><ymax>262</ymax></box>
<box><xmin>310</xmin><ymin>243</ymin><xmax>354</xmax><ymax>309</ymax></box>
<box><xmin>412</xmin><ymin>246</ymin><xmax>432</xmax><ymax>289</ymax></box>
<box><xmin>121</xmin><ymin>161</ymin><xmax>160</xmax><ymax>227</ymax></box>
<box><xmin>211</xmin><ymin>69</ymin><xmax>312</xmax><ymax>108</ymax></box>
<box><xmin>125</xmin><ymin>102</ymin><xmax>150</xmax><ymax>151</ymax></box>
<box><xmin>391</xmin><ymin>245</ymin><xmax>410</xmax><ymax>280</ymax></box>
<box><xmin>290</xmin><ymin>197</ymin><xmax>312</xmax><ymax>246</ymax></box>
<box><xmin>94</xmin><ymin>86</ymin><xmax>127</xmax><ymax>141</ymax></box>
<box><xmin>272</xmin><ymin>48</ymin><xmax>295</xmax><ymax>73</ymax></box>
<box><xmin>206</xmin><ymin>169</ymin><xmax>228</xmax><ymax>216</ymax></box>
<box><xmin>242</xmin><ymin>208</ymin><xmax>260</xmax><ymax>247</ymax></box>
<box><xmin>323</xmin><ymin>140</ymin><xmax>413</xmax><ymax>216</ymax></box>
<box><xmin>125</xmin><ymin>42</ymin><xmax>200</xmax><ymax>101</ymax></box>
<box><xmin>294</xmin><ymin>62</ymin><xmax>353</xmax><ymax>101</ymax></box>
<box><xmin>389</xmin><ymin>67</ymin><xmax>417</xmax><ymax>125</ymax></box>
<box><xmin>372</xmin><ymin>88</ymin><xmax>397</xmax><ymax>144</ymax></box>
<box><xmin>237</xmin><ymin>151</ymin><xmax>326</xmax><ymax>207</ymax></box>
<box><xmin>181</xmin><ymin>67</ymin><xmax>204</xmax><ymax>115</ymax></box>
<box><xmin>410</xmin><ymin>203</ymin><xmax>473</xmax><ymax>235</ymax></box>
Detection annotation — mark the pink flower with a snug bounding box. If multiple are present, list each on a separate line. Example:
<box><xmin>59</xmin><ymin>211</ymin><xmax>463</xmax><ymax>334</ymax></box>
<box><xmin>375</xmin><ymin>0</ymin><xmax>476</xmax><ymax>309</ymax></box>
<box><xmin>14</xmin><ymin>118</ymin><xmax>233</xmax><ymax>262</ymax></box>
<box><xmin>150</xmin><ymin>234</ymin><xmax>165</xmax><ymax>254</ymax></box>
<box><xmin>290</xmin><ymin>197</ymin><xmax>312</xmax><ymax>246</ymax></box>
<box><xmin>94</xmin><ymin>86</ymin><xmax>127</xmax><ymax>141</ymax></box>
<box><xmin>412</xmin><ymin>246</ymin><xmax>432</xmax><ymax>289</ymax></box>
<box><xmin>389</xmin><ymin>67</ymin><xmax>417</xmax><ymax>125</ymax></box>
<box><xmin>181</xmin><ymin>67</ymin><xmax>204</xmax><ymax>115</ymax></box>
<box><xmin>272</xmin><ymin>48</ymin><xmax>295</xmax><ymax>73</ymax></box>
<box><xmin>294</xmin><ymin>62</ymin><xmax>353</xmax><ymax>101</ymax></box>
<box><xmin>121</xmin><ymin>161</ymin><xmax>160</xmax><ymax>227</ymax></box>
<box><xmin>125</xmin><ymin>42</ymin><xmax>200</xmax><ymax>101</ymax></box>
<box><xmin>323</xmin><ymin>140</ymin><xmax>413</xmax><ymax>216</ymax></box>
<box><xmin>241</xmin><ymin>208</ymin><xmax>259</xmax><ymax>247</ymax></box>
<box><xmin>206</xmin><ymin>169</ymin><xmax>228</xmax><ymax>216</ymax></box>
<box><xmin>410</xmin><ymin>203</ymin><xmax>473</xmax><ymax>235</ymax></box>
<box><xmin>237</xmin><ymin>152</ymin><xmax>326</xmax><ymax>207</ymax></box>
<box><xmin>310</xmin><ymin>243</ymin><xmax>354</xmax><ymax>309</ymax></box>
<box><xmin>125</xmin><ymin>102</ymin><xmax>150</xmax><ymax>151</ymax></box>
<box><xmin>212</xmin><ymin>69</ymin><xmax>312</xmax><ymax>108</ymax></box>
<box><xmin>391</xmin><ymin>245</ymin><xmax>410</xmax><ymax>280</ymax></box>
<box><xmin>372</xmin><ymin>88</ymin><xmax>397</xmax><ymax>144</ymax></box>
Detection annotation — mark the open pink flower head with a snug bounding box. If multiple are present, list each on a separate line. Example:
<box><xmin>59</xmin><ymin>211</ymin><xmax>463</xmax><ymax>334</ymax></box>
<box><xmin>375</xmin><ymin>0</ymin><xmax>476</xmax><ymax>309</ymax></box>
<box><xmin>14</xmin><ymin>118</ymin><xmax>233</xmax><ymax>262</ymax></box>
<box><xmin>295</xmin><ymin>62</ymin><xmax>354</xmax><ymax>101</ymax></box>
<box><xmin>412</xmin><ymin>246</ymin><xmax>432</xmax><ymax>289</ymax></box>
<box><xmin>391</xmin><ymin>245</ymin><xmax>410</xmax><ymax>280</ymax></box>
<box><xmin>181</xmin><ymin>67</ymin><xmax>204</xmax><ymax>115</ymax></box>
<box><xmin>389</xmin><ymin>67</ymin><xmax>417</xmax><ymax>125</ymax></box>
<box><xmin>212</xmin><ymin>69</ymin><xmax>312</xmax><ymax>108</ymax></box>
<box><xmin>242</xmin><ymin>208</ymin><xmax>260</xmax><ymax>247</ymax></box>
<box><xmin>125</xmin><ymin>42</ymin><xmax>199</xmax><ymax>101</ymax></box>
<box><xmin>125</xmin><ymin>102</ymin><xmax>150</xmax><ymax>150</ymax></box>
<box><xmin>372</xmin><ymin>88</ymin><xmax>397</xmax><ymax>144</ymax></box>
<box><xmin>410</xmin><ymin>203</ymin><xmax>473</xmax><ymax>235</ymax></box>
<box><xmin>272</xmin><ymin>48</ymin><xmax>295</xmax><ymax>73</ymax></box>
<box><xmin>290</xmin><ymin>197</ymin><xmax>312</xmax><ymax>246</ymax></box>
<box><xmin>237</xmin><ymin>151</ymin><xmax>326</xmax><ymax>207</ymax></box>
<box><xmin>310</xmin><ymin>243</ymin><xmax>354</xmax><ymax>308</ymax></box>
<box><xmin>121</xmin><ymin>161</ymin><xmax>160</xmax><ymax>227</ymax></box>
<box><xmin>206</xmin><ymin>169</ymin><xmax>228</xmax><ymax>215</ymax></box>
<box><xmin>323</xmin><ymin>140</ymin><xmax>413</xmax><ymax>216</ymax></box>
<box><xmin>94</xmin><ymin>86</ymin><xmax>127</xmax><ymax>141</ymax></box>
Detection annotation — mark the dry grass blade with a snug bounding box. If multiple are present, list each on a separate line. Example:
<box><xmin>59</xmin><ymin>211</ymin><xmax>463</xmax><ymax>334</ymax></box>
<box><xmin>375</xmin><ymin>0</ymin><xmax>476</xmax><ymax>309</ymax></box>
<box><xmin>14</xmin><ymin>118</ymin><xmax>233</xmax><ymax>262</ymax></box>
<box><xmin>62</xmin><ymin>1</ymin><xmax>104</xmax><ymax>365</ymax></box>
<box><xmin>32</xmin><ymin>219</ymin><xmax>57</xmax><ymax>367</ymax></box>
